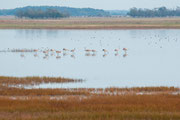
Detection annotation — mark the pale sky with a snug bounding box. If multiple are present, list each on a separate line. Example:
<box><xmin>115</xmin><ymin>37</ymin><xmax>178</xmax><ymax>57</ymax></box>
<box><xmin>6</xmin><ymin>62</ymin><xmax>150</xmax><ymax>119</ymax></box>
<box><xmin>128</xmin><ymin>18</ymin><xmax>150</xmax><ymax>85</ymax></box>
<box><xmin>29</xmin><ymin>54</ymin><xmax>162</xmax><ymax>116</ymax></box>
<box><xmin>0</xmin><ymin>0</ymin><xmax>180</xmax><ymax>10</ymax></box>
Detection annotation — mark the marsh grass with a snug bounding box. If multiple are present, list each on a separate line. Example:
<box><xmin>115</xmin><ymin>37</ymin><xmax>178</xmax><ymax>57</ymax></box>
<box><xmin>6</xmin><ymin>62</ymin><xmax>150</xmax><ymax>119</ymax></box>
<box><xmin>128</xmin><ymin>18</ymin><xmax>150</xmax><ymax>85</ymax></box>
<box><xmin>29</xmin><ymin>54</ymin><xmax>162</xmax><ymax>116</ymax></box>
<box><xmin>0</xmin><ymin>88</ymin><xmax>90</xmax><ymax>96</ymax></box>
<box><xmin>0</xmin><ymin>76</ymin><xmax>180</xmax><ymax>119</ymax></box>
<box><xmin>1</xmin><ymin>17</ymin><xmax>180</xmax><ymax>29</ymax></box>
<box><xmin>0</xmin><ymin>76</ymin><xmax>83</xmax><ymax>86</ymax></box>
<box><xmin>0</xmin><ymin>94</ymin><xmax>180</xmax><ymax>120</ymax></box>
<box><xmin>0</xmin><ymin>86</ymin><xmax>179</xmax><ymax>97</ymax></box>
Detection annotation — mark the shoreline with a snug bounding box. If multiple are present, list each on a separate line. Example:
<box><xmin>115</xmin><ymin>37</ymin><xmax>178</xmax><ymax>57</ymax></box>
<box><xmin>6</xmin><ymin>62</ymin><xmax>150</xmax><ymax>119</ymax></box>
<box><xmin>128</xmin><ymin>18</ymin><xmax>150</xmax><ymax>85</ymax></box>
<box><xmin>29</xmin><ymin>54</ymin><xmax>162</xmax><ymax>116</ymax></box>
<box><xmin>1</xmin><ymin>27</ymin><xmax>180</xmax><ymax>30</ymax></box>
<box><xmin>1</xmin><ymin>17</ymin><xmax>180</xmax><ymax>29</ymax></box>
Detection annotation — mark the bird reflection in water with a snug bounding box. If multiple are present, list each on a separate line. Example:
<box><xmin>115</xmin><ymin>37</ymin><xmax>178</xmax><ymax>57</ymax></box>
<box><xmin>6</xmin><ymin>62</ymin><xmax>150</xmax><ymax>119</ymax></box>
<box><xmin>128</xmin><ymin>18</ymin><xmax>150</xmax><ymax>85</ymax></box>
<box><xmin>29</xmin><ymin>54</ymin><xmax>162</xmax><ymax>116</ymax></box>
<box><xmin>43</xmin><ymin>56</ymin><xmax>49</xmax><ymax>60</ymax></box>
<box><xmin>20</xmin><ymin>53</ymin><xmax>25</xmax><ymax>58</ymax></box>
<box><xmin>56</xmin><ymin>55</ymin><xmax>61</xmax><ymax>59</ymax></box>
<box><xmin>34</xmin><ymin>53</ymin><xmax>38</xmax><ymax>57</ymax></box>
<box><xmin>92</xmin><ymin>53</ymin><xmax>96</xmax><ymax>57</ymax></box>
<box><xmin>103</xmin><ymin>54</ymin><xmax>108</xmax><ymax>58</ymax></box>
<box><xmin>85</xmin><ymin>53</ymin><xmax>91</xmax><ymax>57</ymax></box>
<box><xmin>123</xmin><ymin>53</ymin><xmax>128</xmax><ymax>58</ymax></box>
<box><xmin>63</xmin><ymin>53</ymin><xmax>68</xmax><ymax>57</ymax></box>
<box><xmin>115</xmin><ymin>53</ymin><xmax>119</xmax><ymax>56</ymax></box>
<box><xmin>70</xmin><ymin>54</ymin><xmax>75</xmax><ymax>59</ymax></box>
<box><xmin>50</xmin><ymin>53</ymin><xmax>54</xmax><ymax>56</ymax></box>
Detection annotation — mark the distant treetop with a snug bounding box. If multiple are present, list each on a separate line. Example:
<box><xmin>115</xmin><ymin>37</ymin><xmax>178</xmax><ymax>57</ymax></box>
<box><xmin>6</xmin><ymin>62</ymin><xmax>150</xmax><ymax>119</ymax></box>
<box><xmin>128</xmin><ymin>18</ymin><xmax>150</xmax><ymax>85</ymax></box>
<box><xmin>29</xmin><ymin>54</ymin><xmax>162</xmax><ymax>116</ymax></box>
<box><xmin>0</xmin><ymin>6</ymin><xmax>110</xmax><ymax>18</ymax></box>
<box><xmin>128</xmin><ymin>7</ymin><xmax>180</xmax><ymax>17</ymax></box>
<box><xmin>16</xmin><ymin>8</ymin><xmax>69</xmax><ymax>19</ymax></box>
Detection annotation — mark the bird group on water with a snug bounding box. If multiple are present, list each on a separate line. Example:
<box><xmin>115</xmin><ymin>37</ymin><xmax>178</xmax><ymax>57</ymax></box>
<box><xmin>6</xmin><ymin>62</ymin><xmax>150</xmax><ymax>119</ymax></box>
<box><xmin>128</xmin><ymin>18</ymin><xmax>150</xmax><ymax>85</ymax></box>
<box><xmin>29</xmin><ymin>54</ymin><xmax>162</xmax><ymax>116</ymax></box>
<box><xmin>0</xmin><ymin>47</ymin><xmax>128</xmax><ymax>59</ymax></box>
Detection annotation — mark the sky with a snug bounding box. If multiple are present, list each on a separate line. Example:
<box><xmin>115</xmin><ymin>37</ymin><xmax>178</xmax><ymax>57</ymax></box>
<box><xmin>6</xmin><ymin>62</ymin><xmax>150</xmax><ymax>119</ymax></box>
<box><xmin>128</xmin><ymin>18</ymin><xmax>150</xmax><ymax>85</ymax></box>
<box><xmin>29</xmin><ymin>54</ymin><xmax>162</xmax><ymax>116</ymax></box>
<box><xmin>0</xmin><ymin>0</ymin><xmax>180</xmax><ymax>10</ymax></box>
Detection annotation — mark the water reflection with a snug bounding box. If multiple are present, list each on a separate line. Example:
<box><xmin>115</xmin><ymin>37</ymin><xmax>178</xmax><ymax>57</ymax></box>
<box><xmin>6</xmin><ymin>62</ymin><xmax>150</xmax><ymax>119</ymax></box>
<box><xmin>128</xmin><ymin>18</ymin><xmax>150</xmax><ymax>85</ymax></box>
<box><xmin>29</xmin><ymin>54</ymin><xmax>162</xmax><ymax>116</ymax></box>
<box><xmin>70</xmin><ymin>54</ymin><xmax>76</xmax><ymax>59</ymax></box>
<box><xmin>16</xmin><ymin>29</ymin><xmax>59</xmax><ymax>40</ymax></box>
<box><xmin>103</xmin><ymin>54</ymin><xmax>108</xmax><ymax>58</ymax></box>
<box><xmin>92</xmin><ymin>53</ymin><xmax>96</xmax><ymax>57</ymax></box>
<box><xmin>123</xmin><ymin>53</ymin><xmax>128</xmax><ymax>58</ymax></box>
<box><xmin>56</xmin><ymin>56</ymin><xmax>61</xmax><ymax>59</ymax></box>
<box><xmin>115</xmin><ymin>53</ymin><xmax>119</xmax><ymax>56</ymax></box>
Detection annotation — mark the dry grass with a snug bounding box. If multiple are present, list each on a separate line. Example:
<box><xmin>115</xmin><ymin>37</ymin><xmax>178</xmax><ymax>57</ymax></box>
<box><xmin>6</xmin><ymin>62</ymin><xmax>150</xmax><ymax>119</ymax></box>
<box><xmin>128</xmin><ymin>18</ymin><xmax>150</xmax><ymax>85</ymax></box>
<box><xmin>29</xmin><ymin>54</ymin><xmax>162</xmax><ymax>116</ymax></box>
<box><xmin>1</xmin><ymin>17</ymin><xmax>180</xmax><ymax>29</ymax></box>
<box><xmin>0</xmin><ymin>86</ymin><xmax>180</xmax><ymax>119</ymax></box>
<box><xmin>0</xmin><ymin>86</ymin><xmax>179</xmax><ymax>97</ymax></box>
<box><xmin>0</xmin><ymin>76</ymin><xmax>83</xmax><ymax>86</ymax></box>
<box><xmin>0</xmin><ymin>87</ymin><xmax>90</xmax><ymax>96</ymax></box>
<box><xmin>0</xmin><ymin>76</ymin><xmax>180</xmax><ymax>119</ymax></box>
<box><xmin>0</xmin><ymin>94</ymin><xmax>180</xmax><ymax>120</ymax></box>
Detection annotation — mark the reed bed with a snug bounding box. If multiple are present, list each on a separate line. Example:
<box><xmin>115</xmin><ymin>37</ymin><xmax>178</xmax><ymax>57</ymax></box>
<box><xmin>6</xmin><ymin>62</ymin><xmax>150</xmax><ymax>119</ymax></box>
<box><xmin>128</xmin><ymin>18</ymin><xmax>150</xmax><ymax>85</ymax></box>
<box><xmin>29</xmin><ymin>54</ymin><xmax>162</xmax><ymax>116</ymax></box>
<box><xmin>0</xmin><ymin>76</ymin><xmax>180</xmax><ymax>119</ymax></box>
<box><xmin>72</xmin><ymin>87</ymin><xmax>180</xmax><ymax>92</ymax></box>
<box><xmin>63</xmin><ymin>87</ymin><xmax>180</xmax><ymax>95</ymax></box>
<box><xmin>0</xmin><ymin>94</ymin><xmax>180</xmax><ymax>120</ymax></box>
<box><xmin>0</xmin><ymin>87</ymin><xmax>90</xmax><ymax>96</ymax></box>
<box><xmin>0</xmin><ymin>86</ymin><xmax>179</xmax><ymax>97</ymax></box>
<box><xmin>1</xmin><ymin>17</ymin><xmax>180</xmax><ymax>29</ymax></box>
<box><xmin>0</xmin><ymin>76</ymin><xmax>83</xmax><ymax>86</ymax></box>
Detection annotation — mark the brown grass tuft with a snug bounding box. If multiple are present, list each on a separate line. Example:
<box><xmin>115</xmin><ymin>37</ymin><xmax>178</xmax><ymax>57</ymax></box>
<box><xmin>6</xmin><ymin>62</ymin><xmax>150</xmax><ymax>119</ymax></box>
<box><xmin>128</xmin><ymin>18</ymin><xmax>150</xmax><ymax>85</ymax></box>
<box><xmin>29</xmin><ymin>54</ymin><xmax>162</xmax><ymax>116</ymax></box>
<box><xmin>0</xmin><ymin>76</ymin><xmax>83</xmax><ymax>87</ymax></box>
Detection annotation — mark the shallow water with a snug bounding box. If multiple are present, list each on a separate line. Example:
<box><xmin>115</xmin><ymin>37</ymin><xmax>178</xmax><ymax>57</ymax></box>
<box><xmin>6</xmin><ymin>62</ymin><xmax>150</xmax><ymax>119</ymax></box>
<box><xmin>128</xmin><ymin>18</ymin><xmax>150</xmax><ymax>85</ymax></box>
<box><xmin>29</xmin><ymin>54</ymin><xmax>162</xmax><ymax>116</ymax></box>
<box><xmin>0</xmin><ymin>29</ymin><xmax>180</xmax><ymax>88</ymax></box>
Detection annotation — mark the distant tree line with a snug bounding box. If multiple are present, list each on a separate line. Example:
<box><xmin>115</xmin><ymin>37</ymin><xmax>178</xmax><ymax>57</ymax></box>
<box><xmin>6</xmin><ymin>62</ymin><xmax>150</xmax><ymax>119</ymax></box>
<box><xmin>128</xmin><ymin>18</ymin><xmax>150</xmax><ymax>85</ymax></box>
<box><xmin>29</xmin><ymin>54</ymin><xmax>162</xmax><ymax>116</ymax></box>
<box><xmin>15</xmin><ymin>8</ymin><xmax>69</xmax><ymax>19</ymax></box>
<box><xmin>0</xmin><ymin>6</ymin><xmax>110</xmax><ymax>17</ymax></box>
<box><xmin>128</xmin><ymin>7</ymin><xmax>180</xmax><ymax>17</ymax></box>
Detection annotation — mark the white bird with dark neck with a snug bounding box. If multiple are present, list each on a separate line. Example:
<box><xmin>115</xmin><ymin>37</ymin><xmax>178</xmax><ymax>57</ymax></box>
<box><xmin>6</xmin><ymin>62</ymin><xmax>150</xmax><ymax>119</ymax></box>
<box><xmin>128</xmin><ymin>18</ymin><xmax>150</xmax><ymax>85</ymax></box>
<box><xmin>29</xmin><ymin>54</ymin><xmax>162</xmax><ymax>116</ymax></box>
<box><xmin>102</xmin><ymin>49</ymin><xmax>108</xmax><ymax>54</ymax></box>
<box><xmin>63</xmin><ymin>48</ymin><xmax>69</xmax><ymax>52</ymax></box>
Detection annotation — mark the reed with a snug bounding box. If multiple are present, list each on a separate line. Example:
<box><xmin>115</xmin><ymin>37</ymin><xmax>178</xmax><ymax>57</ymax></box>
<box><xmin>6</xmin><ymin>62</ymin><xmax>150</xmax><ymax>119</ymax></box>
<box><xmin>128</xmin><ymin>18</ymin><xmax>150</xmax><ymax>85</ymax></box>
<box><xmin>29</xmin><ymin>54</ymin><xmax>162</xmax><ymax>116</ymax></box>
<box><xmin>0</xmin><ymin>86</ymin><xmax>179</xmax><ymax>97</ymax></box>
<box><xmin>0</xmin><ymin>87</ymin><xmax>90</xmax><ymax>96</ymax></box>
<box><xmin>1</xmin><ymin>17</ymin><xmax>180</xmax><ymax>29</ymax></box>
<box><xmin>0</xmin><ymin>94</ymin><xmax>180</xmax><ymax>120</ymax></box>
<box><xmin>0</xmin><ymin>75</ymin><xmax>180</xmax><ymax>119</ymax></box>
<box><xmin>0</xmin><ymin>76</ymin><xmax>83</xmax><ymax>86</ymax></box>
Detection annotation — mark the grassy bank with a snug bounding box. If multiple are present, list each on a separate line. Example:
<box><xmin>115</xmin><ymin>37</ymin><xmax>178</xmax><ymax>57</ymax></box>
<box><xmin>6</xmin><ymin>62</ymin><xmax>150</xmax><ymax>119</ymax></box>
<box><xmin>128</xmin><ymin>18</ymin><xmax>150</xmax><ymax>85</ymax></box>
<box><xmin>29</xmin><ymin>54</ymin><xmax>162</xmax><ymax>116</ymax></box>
<box><xmin>1</xmin><ymin>17</ymin><xmax>180</xmax><ymax>29</ymax></box>
<box><xmin>0</xmin><ymin>76</ymin><xmax>180</xmax><ymax>119</ymax></box>
<box><xmin>0</xmin><ymin>94</ymin><xmax>180</xmax><ymax>120</ymax></box>
<box><xmin>0</xmin><ymin>87</ymin><xmax>180</xmax><ymax>119</ymax></box>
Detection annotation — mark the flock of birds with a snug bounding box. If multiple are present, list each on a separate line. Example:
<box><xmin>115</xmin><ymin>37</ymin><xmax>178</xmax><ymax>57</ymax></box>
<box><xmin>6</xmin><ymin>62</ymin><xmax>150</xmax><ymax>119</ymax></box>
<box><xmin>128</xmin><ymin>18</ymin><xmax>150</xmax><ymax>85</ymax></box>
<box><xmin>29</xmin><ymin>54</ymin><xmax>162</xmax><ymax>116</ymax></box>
<box><xmin>0</xmin><ymin>47</ymin><xmax>128</xmax><ymax>59</ymax></box>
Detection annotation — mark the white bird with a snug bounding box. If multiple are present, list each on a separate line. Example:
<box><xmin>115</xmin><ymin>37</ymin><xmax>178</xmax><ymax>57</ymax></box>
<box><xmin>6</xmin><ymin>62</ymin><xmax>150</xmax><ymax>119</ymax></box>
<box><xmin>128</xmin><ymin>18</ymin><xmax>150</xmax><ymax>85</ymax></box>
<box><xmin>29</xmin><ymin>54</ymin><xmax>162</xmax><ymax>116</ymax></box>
<box><xmin>50</xmin><ymin>49</ymin><xmax>55</xmax><ymax>52</ymax></box>
<box><xmin>114</xmin><ymin>49</ymin><xmax>119</xmax><ymax>52</ymax></box>
<box><xmin>102</xmin><ymin>49</ymin><xmax>108</xmax><ymax>53</ymax></box>
<box><xmin>123</xmin><ymin>48</ymin><xmax>128</xmax><ymax>51</ymax></box>
<box><xmin>34</xmin><ymin>49</ymin><xmax>38</xmax><ymax>52</ymax></box>
<box><xmin>63</xmin><ymin>48</ymin><xmax>69</xmax><ymax>52</ymax></box>
<box><xmin>56</xmin><ymin>51</ymin><xmax>61</xmax><ymax>55</ymax></box>
<box><xmin>43</xmin><ymin>50</ymin><xmax>48</xmax><ymax>54</ymax></box>
<box><xmin>92</xmin><ymin>49</ymin><xmax>97</xmax><ymax>53</ymax></box>
<box><xmin>84</xmin><ymin>48</ymin><xmax>91</xmax><ymax>52</ymax></box>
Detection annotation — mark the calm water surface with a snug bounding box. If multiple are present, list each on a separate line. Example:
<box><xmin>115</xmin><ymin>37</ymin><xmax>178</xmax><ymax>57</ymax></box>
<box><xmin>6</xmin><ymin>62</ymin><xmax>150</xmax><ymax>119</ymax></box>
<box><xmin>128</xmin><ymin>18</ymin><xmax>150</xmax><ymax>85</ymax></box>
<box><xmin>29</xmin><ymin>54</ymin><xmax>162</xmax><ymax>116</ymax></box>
<box><xmin>0</xmin><ymin>29</ymin><xmax>180</xmax><ymax>88</ymax></box>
